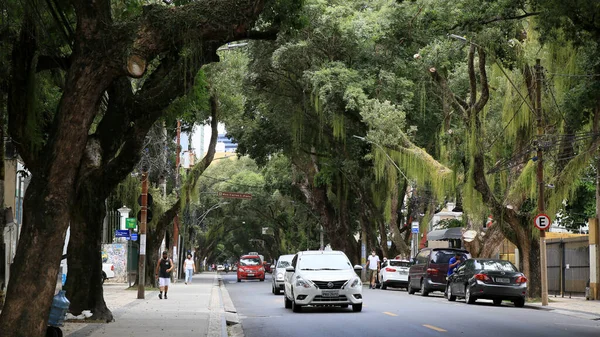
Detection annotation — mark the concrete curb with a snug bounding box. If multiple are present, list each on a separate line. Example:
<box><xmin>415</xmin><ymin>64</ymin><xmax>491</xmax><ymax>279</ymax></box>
<box><xmin>207</xmin><ymin>273</ymin><xmax>245</xmax><ymax>337</ymax></box>
<box><xmin>527</xmin><ymin>304</ymin><xmax>600</xmax><ymax>320</ymax></box>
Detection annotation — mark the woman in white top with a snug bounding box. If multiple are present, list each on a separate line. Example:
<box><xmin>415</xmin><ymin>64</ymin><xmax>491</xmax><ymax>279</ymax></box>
<box><xmin>184</xmin><ymin>254</ymin><xmax>196</xmax><ymax>284</ymax></box>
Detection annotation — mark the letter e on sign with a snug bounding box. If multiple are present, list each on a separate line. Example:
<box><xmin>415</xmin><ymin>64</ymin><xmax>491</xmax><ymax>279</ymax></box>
<box><xmin>534</xmin><ymin>214</ymin><xmax>551</xmax><ymax>231</ymax></box>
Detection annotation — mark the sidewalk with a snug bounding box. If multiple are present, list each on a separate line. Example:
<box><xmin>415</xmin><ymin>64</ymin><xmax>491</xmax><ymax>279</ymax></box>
<box><xmin>63</xmin><ymin>272</ymin><xmax>237</xmax><ymax>337</ymax></box>
<box><xmin>528</xmin><ymin>296</ymin><xmax>600</xmax><ymax>320</ymax></box>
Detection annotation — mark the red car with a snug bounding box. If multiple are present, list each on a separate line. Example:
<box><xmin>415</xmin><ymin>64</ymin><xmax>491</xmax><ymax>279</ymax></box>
<box><xmin>237</xmin><ymin>255</ymin><xmax>265</xmax><ymax>282</ymax></box>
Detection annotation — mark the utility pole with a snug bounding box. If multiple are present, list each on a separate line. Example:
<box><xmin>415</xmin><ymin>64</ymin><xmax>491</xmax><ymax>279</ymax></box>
<box><xmin>137</xmin><ymin>171</ymin><xmax>148</xmax><ymax>299</ymax></box>
<box><xmin>173</xmin><ymin>120</ymin><xmax>181</xmax><ymax>280</ymax></box>
<box><xmin>535</xmin><ymin>59</ymin><xmax>549</xmax><ymax>306</ymax></box>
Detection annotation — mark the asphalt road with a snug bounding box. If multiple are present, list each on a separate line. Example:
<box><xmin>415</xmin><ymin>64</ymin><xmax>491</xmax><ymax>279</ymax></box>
<box><xmin>223</xmin><ymin>273</ymin><xmax>600</xmax><ymax>337</ymax></box>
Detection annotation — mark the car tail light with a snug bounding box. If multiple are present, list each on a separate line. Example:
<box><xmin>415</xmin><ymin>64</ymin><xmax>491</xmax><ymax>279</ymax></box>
<box><xmin>474</xmin><ymin>273</ymin><xmax>490</xmax><ymax>282</ymax></box>
<box><xmin>426</xmin><ymin>268</ymin><xmax>438</xmax><ymax>275</ymax></box>
<box><xmin>385</xmin><ymin>268</ymin><xmax>396</xmax><ymax>272</ymax></box>
<box><xmin>515</xmin><ymin>276</ymin><xmax>527</xmax><ymax>284</ymax></box>
<box><xmin>111</xmin><ymin>265</ymin><xmax>114</xmax><ymax>271</ymax></box>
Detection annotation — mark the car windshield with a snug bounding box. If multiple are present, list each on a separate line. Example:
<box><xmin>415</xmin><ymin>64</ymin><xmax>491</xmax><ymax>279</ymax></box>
<box><xmin>298</xmin><ymin>254</ymin><xmax>352</xmax><ymax>270</ymax></box>
<box><xmin>277</xmin><ymin>260</ymin><xmax>291</xmax><ymax>268</ymax></box>
<box><xmin>474</xmin><ymin>260</ymin><xmax>517</xmax><ymax>272</ymax></box>
<box><xmin>389</xmin><ymin>261</ymin><xmax>410</xmax><ymax>267</ymax></box>
<box><xmin>240</xmin><ymin>257</ymin><xmax>261</xmax><ymax>266</ymax></box>
<box><xmin>432</xmin><ymin>251</ymin><xmax>468</xmax><ymax>264</ymax></box>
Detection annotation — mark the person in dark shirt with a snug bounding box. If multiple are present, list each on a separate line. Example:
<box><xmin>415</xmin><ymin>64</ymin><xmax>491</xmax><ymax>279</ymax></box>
<box><xmin>155</xmin><ymin>251</ymin><xmax>174</xmax><ymax>299</ymax></box>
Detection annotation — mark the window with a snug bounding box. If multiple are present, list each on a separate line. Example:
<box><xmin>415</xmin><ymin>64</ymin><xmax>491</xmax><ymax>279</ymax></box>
<box><xmin>432</xmin><ymin>251</ymin><xmax>468</xmax><ymax>264</ymax></box>
<box><xmin>473</xmin><ymin>260</ymin><xmax>517</xmax><ymax>272</ymax></box>
<box><xmin>277</xmin><ymin>260</ymin><xmax>291</xmax><ymax>268</ymax></box>
<box><xmin>298</xmin><ymin>254</ymin><xmax>353</xmax><ymax>271</ymax></box>
<box><xmin>239</xmin><ymin>257</ymin><xmax>261</xmax><ymax>266</ymax></box>
<box><xmin>416</xmin><ymin>251</ymin><xmax>429</xmax><ymax>264</ymax></box>
<box><xmin>389</xmin><ymin>261</ymin><xmax>410</xmax><ymax>267</ymax></box>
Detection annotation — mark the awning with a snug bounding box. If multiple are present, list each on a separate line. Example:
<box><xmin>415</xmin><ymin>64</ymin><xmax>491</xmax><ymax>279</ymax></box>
<box><xmin>427</xmin><ymin>227</ymin><xmax>464</xmax><ymax>241</ymax></box>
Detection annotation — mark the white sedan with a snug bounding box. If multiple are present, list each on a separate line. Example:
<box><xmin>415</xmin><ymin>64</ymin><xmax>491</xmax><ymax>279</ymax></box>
<box><xmin>217</xmin><ymin>265</ymin><xmax>225</xmax><ymax>271</ymax></box>
<box><xmin>379</xmin><ymin>259</ymin><xmax>410</xmax><ymax>290</ymax></box>
<box><xmin>284</xmin><ymin>250</ymin><xmax>363</xmax><ymax>312</ymax></box>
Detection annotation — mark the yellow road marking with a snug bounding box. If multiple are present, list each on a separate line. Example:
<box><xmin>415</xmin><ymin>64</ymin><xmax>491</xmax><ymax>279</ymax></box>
<box><xmin>383</xmin><ymin>312</ymin><xmax>398</xmax><ymax>317</ymax></box>
<box><xmin>423</xmin><ymin>324</ymin><xmax>447</xmax><ymax>332</ymax></box>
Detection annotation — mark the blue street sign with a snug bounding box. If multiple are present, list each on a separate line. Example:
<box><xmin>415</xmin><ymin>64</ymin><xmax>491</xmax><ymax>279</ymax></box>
<box><xmin>131</xmin><ymin>233</ymin><xmax>138</xmax><ymax>241</ymax></box>
<box><xmin>411</xmin><ymin>227</ymin><xmax>419</xmax><ymax>234</ymax></box>
<box><xmin>115</xmin><ymin>229</ymin><xmax>130</xmax><ymax>238</ymax></box>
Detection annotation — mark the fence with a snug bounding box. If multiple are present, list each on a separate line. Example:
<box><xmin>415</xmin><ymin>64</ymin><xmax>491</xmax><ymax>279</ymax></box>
<box><xmin>102</xmin><ymin>210</ymin><xmax>122</xmax><ymax>244</ymax></box>
<box><xmin>546</xmin><ymin>236</ymin><xmax>589</xmax><ymax>296</ymax></box>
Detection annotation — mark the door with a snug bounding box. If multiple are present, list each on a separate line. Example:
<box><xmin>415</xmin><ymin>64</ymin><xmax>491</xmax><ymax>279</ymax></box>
<box><xmin>284</xmin><ymin>254</ymin><xmax>298</xmax><ymax>298</ymax></box>
<box><xmin>410</xmin><ymin>250</ymin><xmax>429</xmax><ymax>288</ymax></box>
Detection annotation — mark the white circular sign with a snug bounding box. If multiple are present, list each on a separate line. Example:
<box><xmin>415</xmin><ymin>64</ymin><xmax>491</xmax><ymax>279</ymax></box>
<box><xmin>534</xmin><ymin>214</ymin><xmax>551</xmax><ymax>230</ymax></box>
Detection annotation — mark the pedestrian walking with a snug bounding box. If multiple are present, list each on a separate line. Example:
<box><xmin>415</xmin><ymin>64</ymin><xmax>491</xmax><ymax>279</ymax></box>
<box><xmin>184</xmin><ymin>254</ymin><xmax>195</xmax><ymax>284</ymax></box>
<box><xmin>366</xmin><ymin>250</ymin><xmax>380</xmax><ymax>289</ymax></box>
<box><xmin>155</xmin><ymin>251</ymin><xmax>174</xmax><ymax>299</ymax></box>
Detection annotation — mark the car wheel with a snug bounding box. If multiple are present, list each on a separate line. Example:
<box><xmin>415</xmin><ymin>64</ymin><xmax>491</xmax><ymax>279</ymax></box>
<box><xmin>493</xmin><ymin>299</ymin><xmax>502</xmax><ymax>306</ymax></box>
<box><xmin>420</xmin><ymin>280</ymin><xmax>429</xmax><ymax>297</ymax></box>
<box><xmin>447</xmin><ymin>285</ymin><xmax>456</xmax><ymax>302</ymax></box>
<box><xmin>284</xmin><ymin>293</ymin><xmax>292</xmax><ymax>309</ymax></box>
<box><xmin>275</xmin><ymin>287</ymin><xmax>281</xmax><ymax>295</ymax></box>
<box><xmin>46</xmin><ymin>326</ymin><xmax>63</xmax><ymax>337</ymax></box>
<box><xmin>260</xmin><ymin>278</ymin><xmax>265</xmax><ymax>282</ymax></box>
<box><xmin>407</xmin><ymin>278</ymin><xmax>415</xmax><ymax>294</ymax></box>
<box><xmin>352</xmin><ymin>304</ymin><xmax>363</xmax><ymax>312</ymax></box>
<box><xmin>272</xmin><ymin>284</ymin><xmax>275</xmax><ymax>294</ymax></box>
<box><xmin>465</xmin><ymin>285</ymin><xmax>476</xmax><ymax>304</ymax></box>
<box><xmin>513</xmin><ymin>298</ymin><xmax>525</xmax><ymax>308</ymax></box>
<box><xmin>381</xmin><ymin>281</ymin><xmax>387</xmax><ymax>290</ymax></box>
<box><xmin>101</xmin><ymin>271</ymin><xmax>107</xmax><ymax>285</ymax></box>
<box><xmin>237</xmin><ymin>278</ymin><xmax>241</xmax><ymax>282</ymax></box>
<box><xmin>292</xmin><ymin>299</ymin><xmax>302</xmax><ymax>312</ymax></box>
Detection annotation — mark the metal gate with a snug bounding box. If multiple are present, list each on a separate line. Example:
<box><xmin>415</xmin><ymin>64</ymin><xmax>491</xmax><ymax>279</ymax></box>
<box><xmin>546</xmin><ymin>237</ymin><xmax>589</xmax><ymax>296</ymax></box>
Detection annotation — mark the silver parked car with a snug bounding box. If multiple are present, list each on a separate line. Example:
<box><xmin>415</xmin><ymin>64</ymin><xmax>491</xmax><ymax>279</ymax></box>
<box><xmin>272</xmin><ymin>254</ymin><xmax>294</xmax><ymax>295</ymax></box>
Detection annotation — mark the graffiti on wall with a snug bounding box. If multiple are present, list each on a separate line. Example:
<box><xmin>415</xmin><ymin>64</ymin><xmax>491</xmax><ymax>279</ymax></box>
<box><xmin>102</xmin><ymin>243</ymin><xmax>128</xmax><ymax>283</ymax></box>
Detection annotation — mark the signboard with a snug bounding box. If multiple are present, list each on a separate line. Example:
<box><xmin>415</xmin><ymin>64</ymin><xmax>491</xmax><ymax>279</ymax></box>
<box><xmin>534</xmin><ymin>213</ymin><xmax>551</xmax><ymax>230</ymax></box>
<box><xmin>411</xmin><ymin>221</ymin><xmax>419</xmax><ymax>234</ymax></box>
<box><xmin>131</xmin><ymin>233</ymin><xmax>138</xmax><ymax>241</ymax></box>
<box><xmin>218</xmin><ymin>191</ymin><xmax>252</xmax><ymax>200</ymax></box>
<box><xmin>126</xmin><ymin>218</ymin><xmax>137</xmax><ymax>229</ymax></box>
<box><xmin>115</xmin><ymin>229</ymin><xmax>130</xmax><ymax>238</ymax></box>
<box><xmin>138</xmin><ymin>193</ymin><xmax>153</xmax><ymax>207</ymax></box>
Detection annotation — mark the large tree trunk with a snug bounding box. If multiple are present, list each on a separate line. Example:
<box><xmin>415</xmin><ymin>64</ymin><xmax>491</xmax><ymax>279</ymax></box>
<box><xmin>65</xmin><ymin>195</ymin><xmax>112</xmax><ymax>321</ymax></box>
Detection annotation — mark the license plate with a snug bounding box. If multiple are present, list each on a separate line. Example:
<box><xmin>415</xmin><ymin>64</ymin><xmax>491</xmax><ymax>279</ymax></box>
<box><xmin>248</xmin><ymin>273</ymin><xmax>254</xmax><ymax>277</ymax></box>
<box><xmin>322</xmin><ymin>290</ymin><xmax>339</xmax><ymax>298</ymax></box>
<box><xmin>399</xmin><ymin>270</ymin><xmax>408</xmax><ymax>275</ymax></box>
<box><xmin>496</xmin><ymin>277</ymin><xmax>510</xmax><ymax>283</ymax></box>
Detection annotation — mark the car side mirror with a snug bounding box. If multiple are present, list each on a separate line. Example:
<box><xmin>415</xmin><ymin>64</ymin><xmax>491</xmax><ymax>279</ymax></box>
<box><xmin>285</xmin><ymin>266</ymin><xmax>295</xmax><ymax>273</ymax></box>
<box><xmin>353</xmin><ymin>265</ymin><xmax>363</xmax><ymax>271</ymax></box>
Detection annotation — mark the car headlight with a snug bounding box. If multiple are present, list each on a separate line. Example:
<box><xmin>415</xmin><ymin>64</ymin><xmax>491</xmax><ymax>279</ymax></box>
<box><xmin>259</xmin><ymin>267</ymin><xmax>264</xmax><ymax>272</ymax></box>
<box><xmin>295</xmin><ymin>276</ymin><xmax>311</xmax><ymax>288</ymax></box>
<box><xmin>277</xmin><ymin>272</ymin><xmax>284</xmax><ymax>280</ymax></box>
<box><xmin>238</xmin><ymin>268</ymin><xmax>244</xmax><ymax>272</ymax></box>
<box><xmin>349</xmin><ymin>277</ymin><xmax>362</xmax><ymax>288</ymax></box>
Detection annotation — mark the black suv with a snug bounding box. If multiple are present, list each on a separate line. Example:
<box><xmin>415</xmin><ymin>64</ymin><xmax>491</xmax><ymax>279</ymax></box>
<box><xmin>408</xmin><ymin>248</ymin><xmax>470</xmax><ymax>296</ymax></box>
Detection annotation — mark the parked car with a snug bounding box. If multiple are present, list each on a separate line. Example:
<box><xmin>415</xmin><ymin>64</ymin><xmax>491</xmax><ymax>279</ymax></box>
<box><xmin>446</xmin><ymin>258</ymin><xmax>527</xmax><ymax>307</ymax></box>
<box><xmin>272</xmin><ymin>254</ymin><xmax>294</xmax><ymax>295</ymax></box>
<box><xmin>379</xmin><ymin>259</ymin><xmax>411</xmax><ymax>290</ymax></box>
<box><xmin>284</xmin><ymin>250</ymin><xmax>363</xmax><ymax>312</ymax></box>
<box><xmin>237</xmin><ymin>254</ymin><xmax>265</xmax><ymax>282</ymax></box>
<box><xmin>408</xmin><ymin>248</ymin><xmax>470</xmax><ymax>296</ymax></box>
<box><xmin>217</xmin><ymin>265</ymin><xmax>225</xmax><ymax>271</ymax></box>
<box><xmin>102</xmin><ymin>263</ymin><xmax>115</xmax><ymax>284</ymax></box>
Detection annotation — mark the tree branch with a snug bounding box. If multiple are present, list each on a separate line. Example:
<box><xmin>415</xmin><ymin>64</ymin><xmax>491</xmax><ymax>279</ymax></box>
<box><xmin>448</xmin><ymin>12</ymin><xmax>540</xmax><ymax>31</ymax></box>
<box><xmin>473</xmin><ymin>47</ymin><xmax>489</xmax><ymax>114</ymax></box>
<box><xmin>467</xmin><ymin>44</ymin><xmax>477</xmax><ymax>109</ymax></box>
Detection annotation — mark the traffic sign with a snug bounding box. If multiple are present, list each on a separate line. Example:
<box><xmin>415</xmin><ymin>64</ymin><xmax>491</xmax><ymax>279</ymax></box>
<box><xmin>218</xmin><ymin>191</ymin><xmax>252</xmax><ymax>200</ymax></box>
<box><xmin>115</xmin><ymin>229</ymin><xmax>130</xmax><ymax>238</ymax></box>
<box><xmin>137</xmin><ymin>209</ymin><xmax>153</xmax><ymax>223</ymax></box>
<box><xmin>126</xmin><ymin>218</ymin><xmax>137</xmax><ymax>229</ymax></box>
<box><xmin>131</xmin><ymin>233</ymin><xmax>138</xmax><ymax>241</ymax></box>
<box><xmin>138</xmin><ymin>193</ymin><xmax>153</xmax><ymax>207</ymax></box>
<box><xmin>534</xmin><ymin>213</ymin><xmax>551</xmax><ymax>230</ymax></box>
<box><xmin>411</xmin><ymin>221</ymin><xmax>419</xmax><ymax>234</ymax></box>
